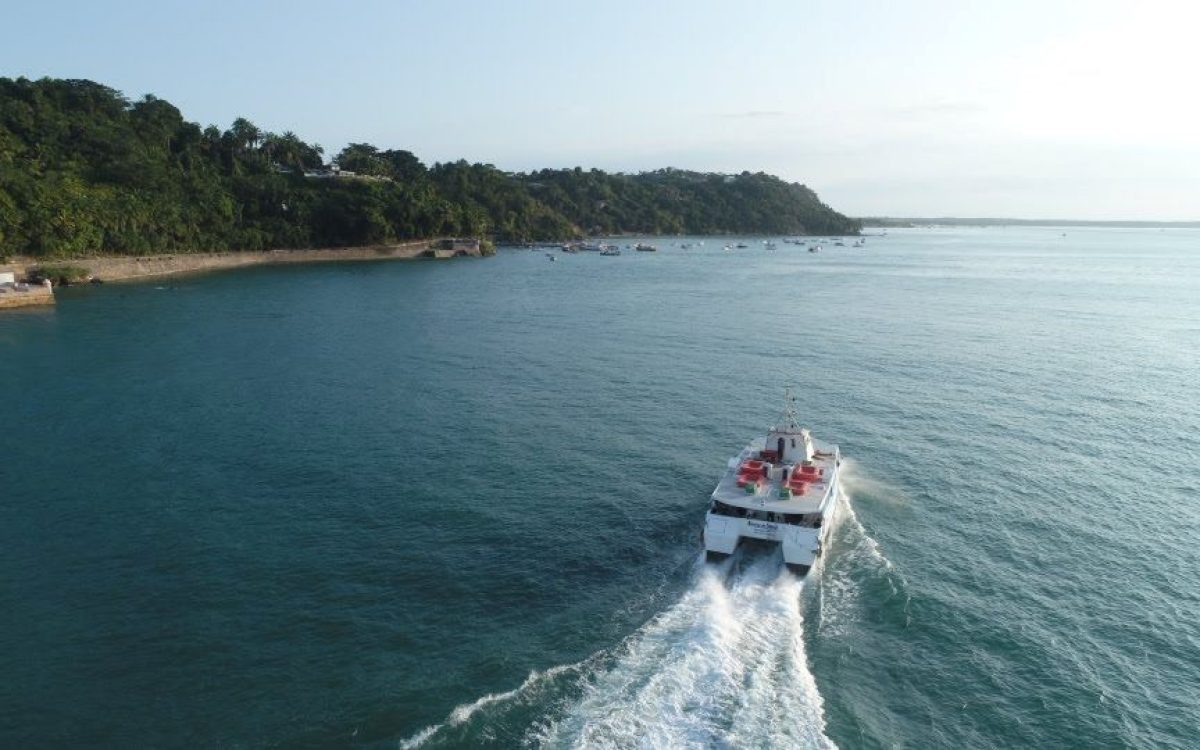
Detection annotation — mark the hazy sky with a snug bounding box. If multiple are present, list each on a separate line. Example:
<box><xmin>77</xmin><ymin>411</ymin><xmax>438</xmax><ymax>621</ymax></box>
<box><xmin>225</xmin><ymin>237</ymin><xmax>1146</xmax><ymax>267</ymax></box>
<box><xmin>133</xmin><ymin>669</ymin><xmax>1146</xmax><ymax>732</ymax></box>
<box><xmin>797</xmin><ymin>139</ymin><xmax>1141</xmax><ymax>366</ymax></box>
<box><xmin>3</xmin><ymin>0</ymin><xmax>1198</xmax><ymax>219</ymax></box>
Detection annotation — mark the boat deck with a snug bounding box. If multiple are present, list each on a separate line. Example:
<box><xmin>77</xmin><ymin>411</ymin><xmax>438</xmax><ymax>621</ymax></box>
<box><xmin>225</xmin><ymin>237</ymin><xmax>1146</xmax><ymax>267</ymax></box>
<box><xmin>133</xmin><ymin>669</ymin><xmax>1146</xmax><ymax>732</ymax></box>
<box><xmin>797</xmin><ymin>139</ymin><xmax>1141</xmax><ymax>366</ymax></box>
<box><xmin>710</xmin><ymin>440</ymin><xmax>838</xmax><ymax>514</ymax></box>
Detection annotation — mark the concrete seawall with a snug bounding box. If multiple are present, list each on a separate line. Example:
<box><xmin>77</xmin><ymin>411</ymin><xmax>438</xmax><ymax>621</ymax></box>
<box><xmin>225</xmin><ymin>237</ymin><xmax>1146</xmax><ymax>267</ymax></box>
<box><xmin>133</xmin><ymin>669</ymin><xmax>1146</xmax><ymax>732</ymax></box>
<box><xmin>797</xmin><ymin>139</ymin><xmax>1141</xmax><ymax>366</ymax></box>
<box><xmin>0</xmin><ymin>240</ymin><xmax>461</xmax><ymax>284</ymax></box>
<box><xmin>0</xmin><ymin>283</ymin><xmax>55</xmax><ymax>309</ymax></box>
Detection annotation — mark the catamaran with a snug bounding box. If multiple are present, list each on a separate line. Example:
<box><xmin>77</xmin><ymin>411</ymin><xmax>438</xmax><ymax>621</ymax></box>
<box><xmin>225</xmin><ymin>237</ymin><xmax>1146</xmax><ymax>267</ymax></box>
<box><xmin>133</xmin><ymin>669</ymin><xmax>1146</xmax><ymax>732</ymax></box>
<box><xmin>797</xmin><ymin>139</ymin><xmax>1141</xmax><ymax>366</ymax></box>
<box><xmin>703</xmin><ymin>390</ymin><xmax>842</xmax><ymax>575</ymax></box>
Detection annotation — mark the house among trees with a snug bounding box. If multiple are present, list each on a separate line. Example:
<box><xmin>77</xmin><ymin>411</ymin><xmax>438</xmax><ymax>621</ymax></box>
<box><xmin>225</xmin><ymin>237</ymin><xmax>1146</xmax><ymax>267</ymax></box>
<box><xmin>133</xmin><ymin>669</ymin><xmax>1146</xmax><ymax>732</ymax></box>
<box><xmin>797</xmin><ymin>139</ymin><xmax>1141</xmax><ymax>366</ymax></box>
<box><xmin>303</xmin><ymin>165</ymin><xmax>358</xmax><ymax>179</ymax></box>
<box><xmin>430</xmin><ymin>238</ymin><xmax>482</xmax><ymax>258</ymax></box>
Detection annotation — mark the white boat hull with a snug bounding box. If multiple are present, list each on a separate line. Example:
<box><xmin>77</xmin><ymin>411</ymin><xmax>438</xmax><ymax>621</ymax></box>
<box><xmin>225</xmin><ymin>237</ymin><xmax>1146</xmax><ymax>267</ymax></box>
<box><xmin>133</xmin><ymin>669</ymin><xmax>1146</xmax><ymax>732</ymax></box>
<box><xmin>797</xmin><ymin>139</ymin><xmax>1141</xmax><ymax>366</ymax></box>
<box><xmin>703</xmin><ymin>486</ymin><xmax>837</xmax><ymax>573</ymax></box>
<box><xmin>701</xmin><ymin>425</ymin><xmax>841</xmax><ymax>576</ymax></box>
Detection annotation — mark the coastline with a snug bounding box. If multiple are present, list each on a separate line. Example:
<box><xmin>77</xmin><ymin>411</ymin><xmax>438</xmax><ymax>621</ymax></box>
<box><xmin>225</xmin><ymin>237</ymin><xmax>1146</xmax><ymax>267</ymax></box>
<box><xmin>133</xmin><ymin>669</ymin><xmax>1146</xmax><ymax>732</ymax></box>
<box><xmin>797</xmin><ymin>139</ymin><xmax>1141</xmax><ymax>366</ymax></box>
<box><xmin>0</xmin><ymin>240</ymin><xmax>465</xmax><ymax>285</ymax></box>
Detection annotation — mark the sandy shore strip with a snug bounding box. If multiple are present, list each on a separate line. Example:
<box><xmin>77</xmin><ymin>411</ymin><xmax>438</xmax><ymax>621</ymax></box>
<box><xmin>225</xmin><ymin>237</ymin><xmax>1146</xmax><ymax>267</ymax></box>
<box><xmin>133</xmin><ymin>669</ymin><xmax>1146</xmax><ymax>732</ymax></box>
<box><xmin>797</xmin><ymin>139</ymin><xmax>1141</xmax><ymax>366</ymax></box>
<box><xmin>0</xmin><ymin>240</ymin><xmax>458</xmax><ymax>284</ymax></box>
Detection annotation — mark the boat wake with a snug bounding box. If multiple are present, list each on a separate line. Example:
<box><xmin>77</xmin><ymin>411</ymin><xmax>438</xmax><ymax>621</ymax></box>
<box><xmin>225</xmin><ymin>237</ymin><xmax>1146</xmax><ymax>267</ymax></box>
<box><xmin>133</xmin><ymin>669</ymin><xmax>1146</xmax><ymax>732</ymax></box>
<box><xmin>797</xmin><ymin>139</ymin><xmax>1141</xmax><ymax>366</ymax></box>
<box><xmin>400</xmin><ymin>552</ymin><xmax>835</xmax><ymax>749</ymax></box>
<box><xmin>402</xmin><ymin>468</ymin><xmax>915</xmax><ymax>749</ymax></box>
<box><xmin>532</xmin><ymin>554</ymin><xmax>835</xmax><ymax>749</ymax></box>
<box><xmin>399</xmin><ymin>463</ymin><xmax>906</xmax><ymax>749</ymax></box>
<box><xmin>814</xmin><ymin>462</ymin><xmax>908</xmax><ymax>638</ymax></box>
<box><xmin>398</xmin><ymin>659</ymin><xmax>597</xmax><ymax>749</ymax></box>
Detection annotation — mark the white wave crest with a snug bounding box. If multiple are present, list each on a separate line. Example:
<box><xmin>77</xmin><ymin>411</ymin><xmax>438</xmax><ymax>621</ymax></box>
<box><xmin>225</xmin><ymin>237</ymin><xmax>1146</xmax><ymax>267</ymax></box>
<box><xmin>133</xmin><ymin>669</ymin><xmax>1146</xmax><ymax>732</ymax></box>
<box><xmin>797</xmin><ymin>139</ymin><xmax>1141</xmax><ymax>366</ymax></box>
<box><xmin>837</xmin><ymin>497</ymin><xmax>892</xmax><ymax>572</ymax></box>
<box><xmin>814</xmin><ymin>476</ymin><xmax>903</xmax><ymax>638</ymax></box>
<box><xmin>532</xmin><ymin>555</ymin><xmax>836</xmax><ymax>749</ymax></box>
<box><xmin>399</xmin><ymin>660</ymin><xmax>589</xmax><ymax>749</ymax></box>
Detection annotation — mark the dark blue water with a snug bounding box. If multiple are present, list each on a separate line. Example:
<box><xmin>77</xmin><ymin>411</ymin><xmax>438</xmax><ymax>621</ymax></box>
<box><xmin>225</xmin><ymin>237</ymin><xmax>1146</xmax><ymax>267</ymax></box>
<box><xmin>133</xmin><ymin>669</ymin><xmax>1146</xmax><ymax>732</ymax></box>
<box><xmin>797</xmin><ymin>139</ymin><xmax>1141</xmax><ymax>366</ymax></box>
<box><xmin>2</xmin><ymin>228</ymin><xmax>1198</xmax><ymax>748</ymax></box>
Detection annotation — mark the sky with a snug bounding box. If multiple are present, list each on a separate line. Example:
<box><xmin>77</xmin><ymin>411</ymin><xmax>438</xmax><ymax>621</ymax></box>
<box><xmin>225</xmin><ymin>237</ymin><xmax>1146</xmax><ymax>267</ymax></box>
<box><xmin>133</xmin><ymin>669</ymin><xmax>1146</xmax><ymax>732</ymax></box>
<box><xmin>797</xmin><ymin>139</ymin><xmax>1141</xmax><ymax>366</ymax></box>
<box><xmin>2</xmin><ymin>0</ymin><xmax>1198</xmax><ymax>219</ymax></box>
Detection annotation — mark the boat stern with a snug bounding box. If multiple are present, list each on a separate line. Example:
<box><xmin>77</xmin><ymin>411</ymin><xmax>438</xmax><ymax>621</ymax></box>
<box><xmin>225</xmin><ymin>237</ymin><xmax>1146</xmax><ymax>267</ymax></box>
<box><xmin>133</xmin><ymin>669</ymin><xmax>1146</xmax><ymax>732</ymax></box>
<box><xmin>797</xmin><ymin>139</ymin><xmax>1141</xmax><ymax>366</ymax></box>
<box><xmin>704</xmin><ymin>514</ymin><xmax>823</xmax><ymax>573</ymax></box>
<box><xmin>781</xmin><ymin>527</ymin><xmax>821</xmax><ymax>574</ymax></box>
<box><xmin>703</xmin><ymin>514</ymin><xmax>740</xmax><ymax>558</ymax></box>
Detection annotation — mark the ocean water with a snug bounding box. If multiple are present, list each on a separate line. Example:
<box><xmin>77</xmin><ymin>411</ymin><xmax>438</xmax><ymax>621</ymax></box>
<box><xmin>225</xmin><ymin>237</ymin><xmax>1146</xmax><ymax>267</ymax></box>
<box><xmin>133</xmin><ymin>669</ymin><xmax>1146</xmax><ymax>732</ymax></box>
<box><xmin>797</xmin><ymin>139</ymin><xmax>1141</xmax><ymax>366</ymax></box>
<box><xmin>2</xmin><ymin>227</ymin><xmax>1198</xmax><ymax>748</ymax></box>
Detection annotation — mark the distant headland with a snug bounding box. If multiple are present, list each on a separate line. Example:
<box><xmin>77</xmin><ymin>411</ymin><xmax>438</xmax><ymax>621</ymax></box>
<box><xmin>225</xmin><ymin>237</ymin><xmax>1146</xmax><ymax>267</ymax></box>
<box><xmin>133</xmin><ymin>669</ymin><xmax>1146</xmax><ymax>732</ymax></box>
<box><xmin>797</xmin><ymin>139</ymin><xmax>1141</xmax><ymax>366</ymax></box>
<box><xmin>0</xmin><ymin>76</ymin><xmax>859</xmax><ymax>268</ymax></box>
<box><xmin>859</xmin><ymin>217</ymin><xmax>1200</xmax><ymax>229</ymax></box>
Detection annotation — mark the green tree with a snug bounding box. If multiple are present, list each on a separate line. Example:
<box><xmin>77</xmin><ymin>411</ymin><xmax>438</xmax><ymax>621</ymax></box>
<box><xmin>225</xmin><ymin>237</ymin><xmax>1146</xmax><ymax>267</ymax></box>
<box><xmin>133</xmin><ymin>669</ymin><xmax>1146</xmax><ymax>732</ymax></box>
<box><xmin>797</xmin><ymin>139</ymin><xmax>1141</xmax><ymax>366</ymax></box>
<box><xmin>0</xmin><ymin>76</ymin><xmax>859</xmax><ymax>258</ymax></box>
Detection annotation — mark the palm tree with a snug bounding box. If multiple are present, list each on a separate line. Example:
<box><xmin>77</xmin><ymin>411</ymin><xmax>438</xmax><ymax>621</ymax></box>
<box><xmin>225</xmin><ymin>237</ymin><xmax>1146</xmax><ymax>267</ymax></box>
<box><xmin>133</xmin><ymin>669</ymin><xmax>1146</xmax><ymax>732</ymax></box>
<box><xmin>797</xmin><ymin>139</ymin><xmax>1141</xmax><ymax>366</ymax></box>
<box><xmin>228</xmin><ymin>117</ymin><xmax>260</xmax><ymax>153</ymax></box>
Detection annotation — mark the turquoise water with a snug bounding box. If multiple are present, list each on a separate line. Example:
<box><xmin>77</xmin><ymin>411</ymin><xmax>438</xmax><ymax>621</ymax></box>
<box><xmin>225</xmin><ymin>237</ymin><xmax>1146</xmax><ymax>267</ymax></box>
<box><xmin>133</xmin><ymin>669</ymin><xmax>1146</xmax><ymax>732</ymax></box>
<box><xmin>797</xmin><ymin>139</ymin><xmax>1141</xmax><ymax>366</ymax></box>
<box><xmin>2</xmin><ymin>228</ymin><xmax>1198</xmax><ymax>748</ymax></box>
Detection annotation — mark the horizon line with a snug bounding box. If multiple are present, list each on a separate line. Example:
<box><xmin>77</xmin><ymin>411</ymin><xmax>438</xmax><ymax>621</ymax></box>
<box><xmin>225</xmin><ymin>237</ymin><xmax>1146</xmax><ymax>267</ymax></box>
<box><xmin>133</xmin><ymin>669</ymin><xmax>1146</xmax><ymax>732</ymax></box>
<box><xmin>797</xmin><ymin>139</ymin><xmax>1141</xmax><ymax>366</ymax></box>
<box><xmin>857</xmin><ymin>217</ymin><xmax>1200</xmax><ymax>226</ymax></box>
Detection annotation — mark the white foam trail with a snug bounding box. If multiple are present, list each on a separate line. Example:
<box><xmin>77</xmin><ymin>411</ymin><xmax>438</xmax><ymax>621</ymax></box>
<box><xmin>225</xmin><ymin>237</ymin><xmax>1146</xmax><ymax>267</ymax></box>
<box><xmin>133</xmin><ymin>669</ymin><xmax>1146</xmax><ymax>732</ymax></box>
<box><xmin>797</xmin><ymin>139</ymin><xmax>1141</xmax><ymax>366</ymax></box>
<box><xmin>832</xmin><ymin>460</ymin><xmax>895</xmax><ymax>572</ymax></box>
<box><xmin>403</xmin><ymin>465</ymin><xmax>898</xmax><ymax>748</ymax></box>
<box><xmin>837</xmin><ymin>499</ymin><xmax>892</xmax><ymax>572</ymax></box>
<box><xmin>398</xmin><ymin>660</ymin><xmax>589</xmax><ymax>749</ymax></box>
<box><xmin>532</xmin><ymin>555</ymin><xmax>836</xmax><ymax>749</ymax></box>
<box><xmin>813</xmin><ymin>475</ymin><xmax>903</xmax><ymax>638</ymax></box>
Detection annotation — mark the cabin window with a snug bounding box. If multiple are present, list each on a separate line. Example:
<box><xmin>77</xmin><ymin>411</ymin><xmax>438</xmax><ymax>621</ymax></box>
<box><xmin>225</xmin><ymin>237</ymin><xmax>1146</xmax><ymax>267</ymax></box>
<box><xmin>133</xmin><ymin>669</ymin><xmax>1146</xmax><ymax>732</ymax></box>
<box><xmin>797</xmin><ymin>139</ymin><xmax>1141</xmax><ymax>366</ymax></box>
<box><xmin>791</xmin><ymin>439</ymin><xmax>796</xmax><ymax>448</ymax></box>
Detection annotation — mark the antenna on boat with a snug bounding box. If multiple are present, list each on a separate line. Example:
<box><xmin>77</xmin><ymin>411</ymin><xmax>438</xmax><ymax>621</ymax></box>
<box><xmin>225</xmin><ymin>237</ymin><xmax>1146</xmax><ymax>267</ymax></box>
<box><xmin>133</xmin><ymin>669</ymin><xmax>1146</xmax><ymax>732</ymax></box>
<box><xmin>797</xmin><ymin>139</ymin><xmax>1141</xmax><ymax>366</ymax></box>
<box><xmin>780</xmin><ymin>385</ymin><xmax>799</xmax><ymax>429</ymax></box>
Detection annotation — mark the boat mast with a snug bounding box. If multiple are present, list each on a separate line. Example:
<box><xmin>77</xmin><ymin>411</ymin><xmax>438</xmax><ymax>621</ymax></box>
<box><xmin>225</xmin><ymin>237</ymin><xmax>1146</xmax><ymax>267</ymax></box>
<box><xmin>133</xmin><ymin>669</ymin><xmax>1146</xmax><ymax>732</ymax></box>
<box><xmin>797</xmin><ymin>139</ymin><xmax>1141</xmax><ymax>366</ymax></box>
<box><xmin>779</xmin><ymin>386</ymin><xmax>799</xmax><ymax>431</ymax></box>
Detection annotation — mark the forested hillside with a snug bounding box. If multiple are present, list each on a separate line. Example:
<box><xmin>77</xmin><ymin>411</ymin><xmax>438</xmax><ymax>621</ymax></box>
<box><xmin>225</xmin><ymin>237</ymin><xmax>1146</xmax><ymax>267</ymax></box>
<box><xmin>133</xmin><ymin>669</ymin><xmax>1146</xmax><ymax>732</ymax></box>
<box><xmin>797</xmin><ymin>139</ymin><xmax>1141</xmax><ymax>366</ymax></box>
<box><xmin>0</xmin><ymin>77</ymin><xmax>859</xmax><ymax>258</ymax></box>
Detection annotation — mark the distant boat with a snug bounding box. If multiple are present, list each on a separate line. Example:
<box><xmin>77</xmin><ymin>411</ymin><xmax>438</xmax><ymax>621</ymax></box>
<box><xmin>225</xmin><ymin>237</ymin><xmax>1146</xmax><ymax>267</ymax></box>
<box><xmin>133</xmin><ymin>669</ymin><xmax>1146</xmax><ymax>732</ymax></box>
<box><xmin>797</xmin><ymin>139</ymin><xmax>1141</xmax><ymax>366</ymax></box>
<box><xmin>724</xmin><ymin>244</ymin><xmax>733</xmax><ymax>251</ymax></box>
<box><xmin>736</xmin><ymin>243</ymin><xmax>748</xmax><ymax>249</ymax></box>
<box><xmin>546</xmin><ymin>253</ymin><xmax>556</xmax><ymax>261</ymax></box>
<box><xmin>580</xmin><ymin>243</ymin><xmax>603</xmax><ymax>252</ymax></box>
<box><xmin>635</xmin><ymin>243</ymin><xmax>657</xmax><ymax>252</ymax></box>
<box><xmin>600</xmin><ymin>246</ymin><xmax>621</xmax><ymax>256</ymax></box>
<box><xmin>809</xmin><ymin>245</ymin><xmax>820</xmax><ymax>253</ymax></box>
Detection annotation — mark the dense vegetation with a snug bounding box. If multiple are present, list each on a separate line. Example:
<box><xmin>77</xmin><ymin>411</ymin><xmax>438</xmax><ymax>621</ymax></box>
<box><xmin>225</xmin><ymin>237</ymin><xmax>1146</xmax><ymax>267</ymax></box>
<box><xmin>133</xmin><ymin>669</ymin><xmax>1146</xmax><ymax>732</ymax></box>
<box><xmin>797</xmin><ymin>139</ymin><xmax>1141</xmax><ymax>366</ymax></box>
<box><xmin>0</xmin><ymin>77</ymin><xmax>859</xmax><ymax>258</ymax></box>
